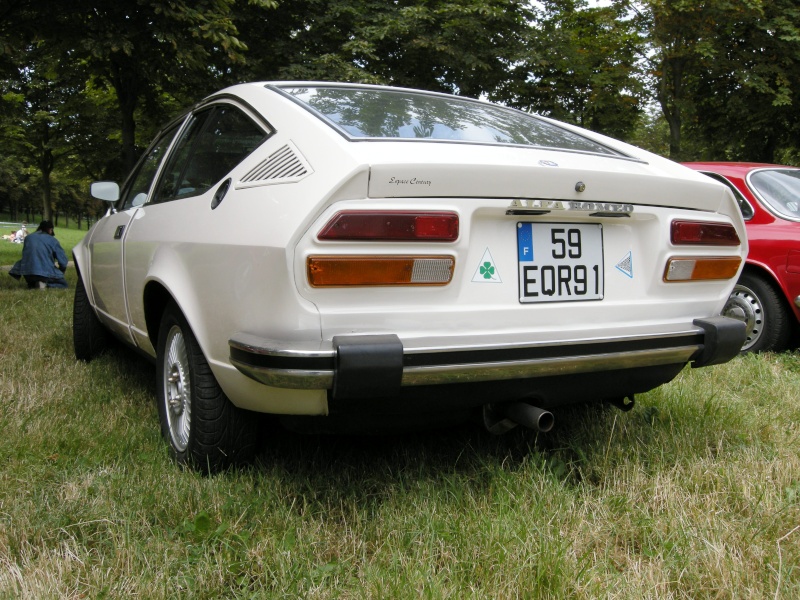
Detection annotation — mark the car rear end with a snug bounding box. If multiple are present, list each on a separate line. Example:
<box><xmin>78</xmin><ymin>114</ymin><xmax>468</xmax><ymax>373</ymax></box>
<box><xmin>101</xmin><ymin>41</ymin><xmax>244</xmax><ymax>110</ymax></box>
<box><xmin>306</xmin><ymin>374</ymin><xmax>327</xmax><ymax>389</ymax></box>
<box><xmin>228</xmin><ymin>84</ymin><xmax>746</xmax><ymax>424</ymax></box>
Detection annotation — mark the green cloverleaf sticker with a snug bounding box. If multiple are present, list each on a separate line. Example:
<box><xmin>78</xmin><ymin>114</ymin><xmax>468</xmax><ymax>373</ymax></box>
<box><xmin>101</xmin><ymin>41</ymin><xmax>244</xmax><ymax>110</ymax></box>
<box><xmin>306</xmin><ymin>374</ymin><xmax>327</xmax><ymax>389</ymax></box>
<box><xmin>472</xmin><ymin>249</ymin><xmax>501</xmax><ymax>283</ymax></box>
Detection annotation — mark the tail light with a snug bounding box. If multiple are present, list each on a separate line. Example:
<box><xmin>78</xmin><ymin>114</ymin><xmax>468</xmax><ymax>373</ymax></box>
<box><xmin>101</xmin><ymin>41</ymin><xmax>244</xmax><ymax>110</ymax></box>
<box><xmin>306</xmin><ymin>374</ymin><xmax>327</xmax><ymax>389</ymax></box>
<box><xmin>664</xmin><ymin>257</ymin><xmax>741</xmax><ymax>281</ymax></box>
<box><xmin>308</xmin><ymin>256</ymin><xmax>455</xmax><ymax>287</ymax></box>
<box><xmin>665</xmin><ymin>219</ymin><xmax>742</xmax><ymax>282</ymax></box>
<box><xmin>312</xmin><ymin>211</ymin><xmax>458</xmax><ymax>286</ymax></box>
<box><xmin>318</xmin><ymin>211</ymin><xmax>459</xmax><ymax>241</ymax></box>
<box><xmin>671</xmin><ymin>220</ymin><xmax>740</xmax><ymax>246</ymax></box>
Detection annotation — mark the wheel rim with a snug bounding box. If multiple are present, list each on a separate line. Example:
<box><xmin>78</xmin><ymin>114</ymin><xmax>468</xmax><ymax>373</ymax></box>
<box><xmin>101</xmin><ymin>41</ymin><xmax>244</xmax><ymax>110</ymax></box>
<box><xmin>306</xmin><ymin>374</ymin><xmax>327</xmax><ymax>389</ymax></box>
<box><xmin>723</xmin><ymin>284</ymin><xmax>763</xmax><ymax>351</ymax></box>
<box><xmin>163</xmin><ymin>324</ymin><xmax>191</xmax><ymax>452</ymax></box>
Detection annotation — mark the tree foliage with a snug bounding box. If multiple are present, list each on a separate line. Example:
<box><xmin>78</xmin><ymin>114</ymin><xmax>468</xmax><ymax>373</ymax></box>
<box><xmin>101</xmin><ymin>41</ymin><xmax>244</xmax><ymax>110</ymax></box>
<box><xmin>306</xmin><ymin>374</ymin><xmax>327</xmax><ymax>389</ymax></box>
<box><xmin>16</xmin><ymin>0</ymin><xmax>276</xmax><ymax>175</ymax></box>
<box><xmin>494</xmin><ymin>0</ymin><xmax>645</xmax><ymax>140</ymax></box>
<box><xmin>1</xmin><ymin>0</ymin><xmax>800</xmax><ymax>223</ymax></box>
<box><xmin>233</xmin><ymin>0</ymin><xmax>532</xmax><ymax>97</ymax></box>
<box><xmin>623</xmin><ymin>0</ymin><xmax>800</xmax><ymax>161</ymax></box>
<box><xmin>691</xmin><ymin>0</ymin><xmax>800</xmax><ymax>162</ymax></box>
<box><xmin>0</xmin><ymin>44</ymin><xmax>88</xmax><ymax>220</ymax></box>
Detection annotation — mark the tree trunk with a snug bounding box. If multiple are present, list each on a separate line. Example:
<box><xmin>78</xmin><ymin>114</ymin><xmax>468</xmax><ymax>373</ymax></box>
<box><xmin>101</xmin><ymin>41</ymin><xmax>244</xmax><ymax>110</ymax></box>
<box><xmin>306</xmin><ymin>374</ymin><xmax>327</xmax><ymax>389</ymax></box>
<box><xmin>760</xmin><ymin>134</ymin><xmax>776</xmax><ymax>163</ymax></box>
<box><xmin>665</xmin><ymin>110</ymin><xmax>681</xmax><ymax>160</ymax></box>
<box><xmin>41</xmin><ymin>176</ymin><xmax>52</xmax><ymax>221</ymax></box>
<box><xmin>37</xmin><ymin>122</ymin><xmax>54</xmax><ymax>221</ymax></box>
<box><xmin>657</xmin><ymin>56</ymin><xmax>686</xmax><ymax>160</ymax></box>
<box><xmin>111</xmin><ymin>60</ymin><xmax>140</xmax><ymax>174</ymax></box>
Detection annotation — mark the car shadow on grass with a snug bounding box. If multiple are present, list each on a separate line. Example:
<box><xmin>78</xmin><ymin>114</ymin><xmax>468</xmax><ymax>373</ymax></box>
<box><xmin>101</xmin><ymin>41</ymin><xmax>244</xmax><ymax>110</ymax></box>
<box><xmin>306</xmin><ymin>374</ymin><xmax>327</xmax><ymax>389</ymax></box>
<box><xmin>246</xmin><ymin>401</ymin><xmax>629</xmax><ymax>494</ymax></box>
<box><xmin>240</xmin><ymin>379</ymin><xmax>763</xmax><ymax>509</ymax></box>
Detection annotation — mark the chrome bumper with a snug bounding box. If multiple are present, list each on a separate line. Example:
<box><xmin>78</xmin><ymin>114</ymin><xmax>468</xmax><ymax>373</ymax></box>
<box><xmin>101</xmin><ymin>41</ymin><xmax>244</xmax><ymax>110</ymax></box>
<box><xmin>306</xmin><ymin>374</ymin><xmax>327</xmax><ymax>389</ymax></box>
<box><xmin>230</xmin><ymin>317</ymin><xmax>745</xmax><ymax>399</ymax></box>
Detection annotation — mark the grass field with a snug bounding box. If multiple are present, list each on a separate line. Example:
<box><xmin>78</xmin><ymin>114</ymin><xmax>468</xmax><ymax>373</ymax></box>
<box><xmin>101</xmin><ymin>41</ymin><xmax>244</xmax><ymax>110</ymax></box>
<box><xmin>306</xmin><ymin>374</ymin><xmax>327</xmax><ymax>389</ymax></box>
<box><xmin>0</xmin><ymin>268</ymin><xmax>799</xmax><ymax>598</ymax></box>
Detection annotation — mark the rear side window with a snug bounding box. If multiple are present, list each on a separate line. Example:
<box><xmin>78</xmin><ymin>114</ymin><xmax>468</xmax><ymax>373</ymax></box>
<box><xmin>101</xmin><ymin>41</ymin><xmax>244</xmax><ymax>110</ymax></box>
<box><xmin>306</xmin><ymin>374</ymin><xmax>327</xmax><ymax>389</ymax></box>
<box><xmin>749</xmin><ymin>169</ymin><xmax>800</xmax><ymax>220</ymax></box>
<box><xmin>153</xmin><ymin>105</ymin><xmax>268</xmax><ymax>204</ymax></box>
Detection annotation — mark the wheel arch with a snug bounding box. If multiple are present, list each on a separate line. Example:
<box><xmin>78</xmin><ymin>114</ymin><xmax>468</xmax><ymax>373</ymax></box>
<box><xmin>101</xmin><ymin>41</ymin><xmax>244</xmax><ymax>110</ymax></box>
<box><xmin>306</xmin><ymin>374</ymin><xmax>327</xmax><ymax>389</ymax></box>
<box><xmin>72</xmin><ymin>247</ymin><xmax>100</xmax><ymax>311</ymax></box>
<box><xmin>137</xmin><ymin>241</ymin><xmax>216</xmax><ymax>362</ymax></box>
<box><xmin>141</xmin><ymin>273</ymin><xmax>219</xmax><ymax>370</ymax></box>
<box><xmin>143</xmin><ymin>280</ymin><xmax>176</xmax><ymax>351</ymax></box>
<box><xmin>71</xmin><ymin>222</ymin><xmax>101</xmax><ymax>291</ymax></box>
<box><xmin>741</xmin><ymin>260</ymin><xmax>799</xmax><ymax>320</ymax></box>
<box><xmin>733</xmin><ymin>262</ymin><xmax>797</xmax><ymax>352</ymax></box>
<box><xmin>72</xmin><ymin>245</ymin><xmax>88</xmax><ymax>288</ymax></box>
<box><xmin>72</xmin><ymin>253</ymin><xmax>85</xmax><ymax>287</ymax></box>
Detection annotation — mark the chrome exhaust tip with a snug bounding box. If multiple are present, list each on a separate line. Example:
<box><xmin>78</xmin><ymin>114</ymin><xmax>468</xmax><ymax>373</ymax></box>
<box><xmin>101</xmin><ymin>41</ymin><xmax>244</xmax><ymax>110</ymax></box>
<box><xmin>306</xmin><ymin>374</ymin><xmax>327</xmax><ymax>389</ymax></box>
<box><xmin>504</xmin><ymin>401</ymin><xmax>555</xmax><ymax>433</ymax></box>
<box><xmin>482</xmin><ymin>402</ymin><xmax>555</xmax><ymax>434</ymax></box>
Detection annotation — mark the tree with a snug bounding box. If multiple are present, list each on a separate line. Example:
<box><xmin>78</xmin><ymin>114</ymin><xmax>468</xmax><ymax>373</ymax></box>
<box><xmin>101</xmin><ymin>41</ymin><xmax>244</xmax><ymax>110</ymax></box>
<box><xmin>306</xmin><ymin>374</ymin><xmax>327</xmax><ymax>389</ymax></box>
<box><xmin>0</xmin><ymin>44</ymin><xmax>87</xmax><ymax>221</ymax></box>
<box><xmin>0</xmin><ymin>153</ymin><xmax>36</xmax><ymax>221</ymax></box>
<box><xmin>620</xmin><ymin>0</ymin><xmax>800</xmax><ymax>162</ymax></box>
<box><xmin>493</xmin><ymin>0</ymin><xmax>645</xmax><ymax>140</ymax></box>
<box><xmin>18</xmin><ymin>0</ymin><xmax>276</xmax><ymax>176</ymax></box>
<box><xmin>690</xmin><ymin>0</ymin><xmax>800</xmax><ymax>162</ymax></box>
<box><xmin>617</xmin><ymin>0</ymin><xmax>712</xmax><ymax>159</ymax></box>
<box><xmin>235</xmin><ymin>0</ymin><xmax>532</xmax><ymax>98</ymax></box>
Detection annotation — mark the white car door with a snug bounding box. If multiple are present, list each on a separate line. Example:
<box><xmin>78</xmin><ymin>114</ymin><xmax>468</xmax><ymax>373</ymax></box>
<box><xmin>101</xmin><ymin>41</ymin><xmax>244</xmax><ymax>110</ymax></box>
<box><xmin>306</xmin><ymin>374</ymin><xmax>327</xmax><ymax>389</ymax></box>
<box><xmin>88</xmin><ymin>206</ymin><xmax>140</xmax><ymax>342</ymax></box>
<box><xmin>89</xmin><ymin>124</ymin><xmax>182</xmax><ymax>343</ymax></box>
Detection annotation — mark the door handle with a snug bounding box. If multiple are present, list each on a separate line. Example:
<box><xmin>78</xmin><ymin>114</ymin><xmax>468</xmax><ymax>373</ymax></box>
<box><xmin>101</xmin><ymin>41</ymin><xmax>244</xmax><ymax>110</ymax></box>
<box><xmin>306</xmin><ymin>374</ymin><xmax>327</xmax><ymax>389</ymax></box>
<box><xmin>114</xmin><ymin>225</ymin><xmax>125</xmax><ymax>239</ymax></box>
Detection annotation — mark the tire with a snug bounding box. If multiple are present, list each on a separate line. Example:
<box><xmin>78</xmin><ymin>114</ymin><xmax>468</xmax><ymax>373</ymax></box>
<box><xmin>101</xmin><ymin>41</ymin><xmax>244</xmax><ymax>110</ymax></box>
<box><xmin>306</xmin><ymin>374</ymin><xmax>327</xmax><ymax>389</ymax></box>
<box><xmin>73</xmin><ymin>274</ymin><xmax>110</xmax><ymax>361</ymax></box>
<box><xmin>722</xmin><ymin>272</ymin><xmax>792</xmax><ymax>353</ymax></box>
<box><xmin>156</xmin><ymin>302</ymin><xmax>259</xmax><ymax>473</ymax></box>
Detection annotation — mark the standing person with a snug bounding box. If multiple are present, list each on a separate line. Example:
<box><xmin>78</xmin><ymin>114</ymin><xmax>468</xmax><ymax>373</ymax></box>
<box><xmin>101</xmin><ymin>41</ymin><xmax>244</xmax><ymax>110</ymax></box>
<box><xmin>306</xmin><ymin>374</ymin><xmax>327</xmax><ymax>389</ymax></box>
<box><xmin>8</xmin><ymin>220</ymin><xmax>69</xmax><ymax>289</ymax></box>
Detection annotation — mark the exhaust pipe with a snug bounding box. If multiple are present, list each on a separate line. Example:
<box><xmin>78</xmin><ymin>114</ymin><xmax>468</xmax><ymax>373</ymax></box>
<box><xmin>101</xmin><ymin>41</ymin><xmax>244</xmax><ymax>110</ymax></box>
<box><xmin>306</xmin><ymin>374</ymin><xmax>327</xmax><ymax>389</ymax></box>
<box><xmin>504</xmin><ymin>402</ymin><xmax>555</xmax><ymax>433</ymax></box>
<box><xmin>483</xmin><ymin>402</ymin><xmax>555</xmax><ymax>434</ymax></box>
<box><xmin>606</xmin><ymin>395</ymin><xmax>635</xmax><ymax>412</ymax></box>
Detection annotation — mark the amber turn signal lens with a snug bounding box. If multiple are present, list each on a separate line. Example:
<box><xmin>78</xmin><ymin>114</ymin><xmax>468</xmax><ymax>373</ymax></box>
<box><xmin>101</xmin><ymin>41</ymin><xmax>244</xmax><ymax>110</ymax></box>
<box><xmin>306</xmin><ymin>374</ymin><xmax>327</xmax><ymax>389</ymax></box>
<box><xmin>671</xmin><ymin>220</ymin><xmax>740</xmax><ymax>246</ymax></box>
<box><xmin>308</xmin><ymin>255</ymin><xmax>455</xmax><ymax>287</ymax></box>
<box><xmin>663</xmin><ymin>257</ymin><xmax>742</xmax><ymax>281</ymax></box>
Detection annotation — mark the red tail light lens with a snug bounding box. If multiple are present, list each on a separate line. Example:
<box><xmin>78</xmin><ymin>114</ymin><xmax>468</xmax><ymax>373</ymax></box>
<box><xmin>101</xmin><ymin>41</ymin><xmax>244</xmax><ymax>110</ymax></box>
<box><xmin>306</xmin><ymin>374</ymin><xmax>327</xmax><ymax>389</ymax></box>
<box><xmin>671</xmin><ymin>220</ymin><xmax>740</xmax><ymax>246</ymax></box>
<box><xmin>318</xmin><ymin>211</ymin><xmax>459</xmax><ymax>241</ymax></box>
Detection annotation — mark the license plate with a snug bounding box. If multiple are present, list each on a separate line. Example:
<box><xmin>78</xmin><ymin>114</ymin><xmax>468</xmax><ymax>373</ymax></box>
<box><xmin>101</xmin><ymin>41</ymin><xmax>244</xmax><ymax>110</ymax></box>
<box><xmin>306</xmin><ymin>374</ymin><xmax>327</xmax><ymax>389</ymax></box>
<box><xmin>517</xmin><ymin>222</ymin><xmax>604</xmax><ymax>303</ymax></box>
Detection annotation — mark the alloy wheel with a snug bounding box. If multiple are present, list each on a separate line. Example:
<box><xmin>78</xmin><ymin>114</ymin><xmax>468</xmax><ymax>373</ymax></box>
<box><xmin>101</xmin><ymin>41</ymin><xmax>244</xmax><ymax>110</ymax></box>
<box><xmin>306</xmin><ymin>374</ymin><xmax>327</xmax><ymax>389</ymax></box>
<box><xmin>163</xmin><ymin>324</ymin><xmax>192</xmax><ymax>452</ymax></box>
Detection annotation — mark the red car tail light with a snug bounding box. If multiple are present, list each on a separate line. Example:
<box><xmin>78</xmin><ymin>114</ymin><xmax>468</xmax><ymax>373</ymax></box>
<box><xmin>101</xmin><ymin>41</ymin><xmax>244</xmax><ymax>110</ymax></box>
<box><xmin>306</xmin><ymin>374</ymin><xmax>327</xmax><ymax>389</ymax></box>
<box><xmin>318</xmin><ymin>211</ymin><xmax>459</xmax><ymax>241</ymax></box>
<box><xmin>671</xmin><ymin>220</ymin><xmax>740</xmax><ymax>246</ymax></box>
<box><xmin>308</xmin><ymin>255</ymin><xmax>455</xmax><ymax>286</ymax></box>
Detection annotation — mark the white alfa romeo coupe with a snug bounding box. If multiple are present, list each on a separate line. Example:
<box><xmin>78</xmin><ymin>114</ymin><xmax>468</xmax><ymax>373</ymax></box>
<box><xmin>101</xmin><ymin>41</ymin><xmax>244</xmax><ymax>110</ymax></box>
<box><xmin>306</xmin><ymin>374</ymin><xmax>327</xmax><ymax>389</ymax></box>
<box><xmin>73</xmin><ymin>82</ymin><xmax>747</xmax><ymax>471</ymax></box>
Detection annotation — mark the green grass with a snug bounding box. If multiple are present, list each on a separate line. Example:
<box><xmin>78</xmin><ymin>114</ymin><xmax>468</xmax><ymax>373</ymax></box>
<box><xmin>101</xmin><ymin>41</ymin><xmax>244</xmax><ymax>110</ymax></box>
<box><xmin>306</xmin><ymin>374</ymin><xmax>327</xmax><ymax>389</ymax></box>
<box><xmin>1</xmin><ymin>272</ymin><xmax>799</xmax><ymax>598</ymax></box>
<box><xmin>0</xmin><ymin>225</ymin><xmax>88</xmax><ymax>267</ymax></box>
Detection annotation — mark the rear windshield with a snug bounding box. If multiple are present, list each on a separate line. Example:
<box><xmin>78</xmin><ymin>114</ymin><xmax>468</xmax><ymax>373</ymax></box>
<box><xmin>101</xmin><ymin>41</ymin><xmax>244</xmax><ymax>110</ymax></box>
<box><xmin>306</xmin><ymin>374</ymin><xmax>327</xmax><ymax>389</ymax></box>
<box><xmin>749</xmin><ymin>169</ymin><xmax>800</xmax><ymax>220</ymax></box>
<box><xmin>279</xmin><ymin>85</ymin><xmax>623</xmax><ymax>157</ymax></box>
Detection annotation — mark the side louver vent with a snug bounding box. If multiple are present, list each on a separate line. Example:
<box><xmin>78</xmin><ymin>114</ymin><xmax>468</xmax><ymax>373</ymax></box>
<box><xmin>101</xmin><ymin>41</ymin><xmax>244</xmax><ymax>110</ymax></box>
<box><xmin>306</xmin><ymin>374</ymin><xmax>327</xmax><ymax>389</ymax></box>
<box><xmin>239</xmin><ymin>142</ymin><xmax>312</xmax><ymax>188</ymax></box>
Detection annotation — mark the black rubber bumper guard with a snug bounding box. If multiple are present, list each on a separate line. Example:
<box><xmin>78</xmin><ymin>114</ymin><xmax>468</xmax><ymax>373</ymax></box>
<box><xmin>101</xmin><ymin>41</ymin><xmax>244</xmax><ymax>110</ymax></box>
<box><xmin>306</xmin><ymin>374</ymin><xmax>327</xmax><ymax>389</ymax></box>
<box><xmin>229</xmin><ymin>316</ymin><xmax>745</xmax><ymax>400</ymax></box>
<box><xmin>690</xmin><ymin>316</ymin><xmax>746</xmax><ymax>367</ymax></box>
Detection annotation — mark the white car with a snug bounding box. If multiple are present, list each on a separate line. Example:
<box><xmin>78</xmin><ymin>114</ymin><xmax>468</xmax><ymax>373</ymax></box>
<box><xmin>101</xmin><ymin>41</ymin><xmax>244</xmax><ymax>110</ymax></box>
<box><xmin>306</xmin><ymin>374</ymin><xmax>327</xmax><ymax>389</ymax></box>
<box><xmin>73</xmin><ymin>82</ymin><xmax>747</xmax><ymax>471</ymax></box>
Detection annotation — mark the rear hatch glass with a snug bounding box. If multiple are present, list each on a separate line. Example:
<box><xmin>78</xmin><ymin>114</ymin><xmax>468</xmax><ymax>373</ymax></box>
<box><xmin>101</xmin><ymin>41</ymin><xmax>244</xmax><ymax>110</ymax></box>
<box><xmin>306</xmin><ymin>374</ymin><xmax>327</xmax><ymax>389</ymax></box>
<box><xmin>278</xmin><ymin>85</ymin><xmax>625</xmax><ymax>157</ymax></box>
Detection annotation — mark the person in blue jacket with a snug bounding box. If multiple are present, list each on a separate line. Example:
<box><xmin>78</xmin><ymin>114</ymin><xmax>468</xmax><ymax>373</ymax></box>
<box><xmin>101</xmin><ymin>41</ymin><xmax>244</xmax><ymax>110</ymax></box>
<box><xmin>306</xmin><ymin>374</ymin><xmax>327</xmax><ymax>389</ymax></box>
<box><xmin>8</xmin><ymin>220</ymin><xmax>69</xmax><ymax>289</ymax></box>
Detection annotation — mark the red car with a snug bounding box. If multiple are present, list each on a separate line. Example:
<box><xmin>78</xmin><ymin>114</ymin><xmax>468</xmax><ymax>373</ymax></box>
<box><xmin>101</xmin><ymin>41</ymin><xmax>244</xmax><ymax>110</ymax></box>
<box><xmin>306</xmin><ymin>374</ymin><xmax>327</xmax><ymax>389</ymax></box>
<box><xmin>684</xmin><ymin>162</ymin><xmax>800</xmax><ymax>352</ymax></box>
